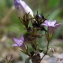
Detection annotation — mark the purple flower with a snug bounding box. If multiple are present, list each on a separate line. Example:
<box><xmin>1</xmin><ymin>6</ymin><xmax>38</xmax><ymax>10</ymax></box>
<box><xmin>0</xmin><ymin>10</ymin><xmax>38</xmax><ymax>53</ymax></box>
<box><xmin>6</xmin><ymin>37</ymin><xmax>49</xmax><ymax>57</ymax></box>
<box><xmin>42</xmin><ymin>20</ymin><xmax>60</xmax><ymax>27</ymax></box>
<box><xmin>42</xmin><ymin>20</ymin><xmax>61</xmax><ymax>40</ymax></box>
<box><xmin>14</xmin><ymin>0</ymin><xmax>33</xmax><ymax>18</ymax></box>
<box><xmin>12</xmin><ymin>35</ymin><xmax>24</xmax><ymax>47</ymax></box>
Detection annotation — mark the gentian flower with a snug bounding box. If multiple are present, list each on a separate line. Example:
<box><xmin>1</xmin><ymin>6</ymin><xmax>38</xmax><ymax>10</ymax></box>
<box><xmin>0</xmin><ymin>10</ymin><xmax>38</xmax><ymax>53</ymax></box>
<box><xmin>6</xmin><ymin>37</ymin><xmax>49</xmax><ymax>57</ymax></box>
<box><xmin>42</xmin><ymin>20</ymin><xmax>61</xmax><ymax>40</ymax></box>
<box><xmin>14</xmin><ymin>0</ymin><xmax>33</xmax><ymax>18</ymax></box>
<box><xmin>12</xmin><ymin>35</ymin><xmax>24</xmax><ymax>47</ymax></box>
<box><xmin>42</xmin><ymin>20</ymin><xmax>60</xmax><ymax>27</ymax></box>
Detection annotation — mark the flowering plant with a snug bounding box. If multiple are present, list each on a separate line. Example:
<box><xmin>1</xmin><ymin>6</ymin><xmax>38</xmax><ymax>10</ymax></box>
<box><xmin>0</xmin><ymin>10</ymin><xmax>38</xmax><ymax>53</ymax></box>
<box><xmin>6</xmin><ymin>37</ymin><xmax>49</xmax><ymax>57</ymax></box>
<box><xmin>11</xmin><ymin>0</ymin><xmax>61</xmax><ymax>63</ymax></box>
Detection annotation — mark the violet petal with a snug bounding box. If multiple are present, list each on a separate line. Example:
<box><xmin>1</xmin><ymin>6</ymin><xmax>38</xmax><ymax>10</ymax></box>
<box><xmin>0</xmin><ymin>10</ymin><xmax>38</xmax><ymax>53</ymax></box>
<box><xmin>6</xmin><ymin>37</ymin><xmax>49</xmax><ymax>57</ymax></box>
<box><xmin>12</xmin><ymin>44</ymin><xmax>18</xmax><ymax>47</ymax></box>
<box><xmin>42</xmin><ymin>23</ymin><xmax>48</xmax><ymax>26</ymax></box>
<box><xmin>20</xmin><ymin>35</ymin><xmax>24</xmax><ymax>42</ymax></box>
<box><xmin>51</xmin><ymin>20</ymin><xmax>56</xmax><ymax>25</ymax></box>
<box><xmin>13</xmin><ymin>38</ymin><xmax>19</xmax><ymax>43</ymax></box>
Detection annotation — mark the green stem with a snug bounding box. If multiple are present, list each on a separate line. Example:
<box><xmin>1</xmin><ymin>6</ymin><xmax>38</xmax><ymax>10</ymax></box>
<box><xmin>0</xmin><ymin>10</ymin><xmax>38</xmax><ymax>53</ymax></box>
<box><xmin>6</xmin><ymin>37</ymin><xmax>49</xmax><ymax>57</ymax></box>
<box><xmin>41</xmin><ymin>31</ymin><xmax>50</xmax><ymax>60</ymax></box>
<box><xmin>33</xmin><ymin>27</ymin><xmax>37</xmax><ymax>50</ymax></box>
<box><xmin>41</xmin><ymin>40</ymin><xmax>49</xmax><ymax>60</ymax></box>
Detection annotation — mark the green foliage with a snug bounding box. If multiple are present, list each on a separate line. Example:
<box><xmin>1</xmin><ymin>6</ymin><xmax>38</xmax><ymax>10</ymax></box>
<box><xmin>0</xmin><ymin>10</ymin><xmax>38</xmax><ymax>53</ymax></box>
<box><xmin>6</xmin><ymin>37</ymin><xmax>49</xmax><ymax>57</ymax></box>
<box><xmin>47</xmin><ymin>0</ymin><xmax>60</xmax><ymax>9</ymax></box>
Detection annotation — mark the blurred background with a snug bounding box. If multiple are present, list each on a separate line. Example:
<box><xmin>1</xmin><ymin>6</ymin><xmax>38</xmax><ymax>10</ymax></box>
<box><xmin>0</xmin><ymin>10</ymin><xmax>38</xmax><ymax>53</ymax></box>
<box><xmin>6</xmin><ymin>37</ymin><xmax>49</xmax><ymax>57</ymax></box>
<box><xmin>0</xmin><ymin>0</ymin><xmax>63</xmax><ymax>63</ymax></box>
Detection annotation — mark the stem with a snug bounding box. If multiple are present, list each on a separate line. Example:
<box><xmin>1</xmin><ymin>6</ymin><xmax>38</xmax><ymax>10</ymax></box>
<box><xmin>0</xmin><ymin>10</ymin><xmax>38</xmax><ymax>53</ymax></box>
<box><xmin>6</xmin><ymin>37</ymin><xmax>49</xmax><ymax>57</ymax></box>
<box><xmin>41</xmin><ymin>31</ymin><xmax>50</xmax><ymax>60</ymax></box>
<box><xmin>33</xmin><ymin>27</ymin><xmax>37</xmax><ymax>50</ymax></box>
<box><xmin>41</xmin><ymin>40</ymin><xmax>49</xmax><ymax>60</ymax></box>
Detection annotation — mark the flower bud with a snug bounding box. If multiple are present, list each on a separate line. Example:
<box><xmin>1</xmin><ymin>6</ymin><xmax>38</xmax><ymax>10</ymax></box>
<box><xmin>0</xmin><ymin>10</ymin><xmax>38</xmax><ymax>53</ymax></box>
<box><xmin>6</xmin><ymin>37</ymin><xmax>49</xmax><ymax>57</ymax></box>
<box><xmin>14</xmin><ymin>0</ymin><xmax>33</xmax><ymax>18</ymax></box>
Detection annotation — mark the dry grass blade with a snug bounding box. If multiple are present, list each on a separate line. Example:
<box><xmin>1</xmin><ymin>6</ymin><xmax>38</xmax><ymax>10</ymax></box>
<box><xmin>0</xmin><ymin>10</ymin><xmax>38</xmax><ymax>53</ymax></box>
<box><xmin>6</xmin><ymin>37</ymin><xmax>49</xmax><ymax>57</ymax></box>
<box><xmin>0</xmin><ymin>6</ymin><xmax>15</xmax><ymax>25</ymax></box>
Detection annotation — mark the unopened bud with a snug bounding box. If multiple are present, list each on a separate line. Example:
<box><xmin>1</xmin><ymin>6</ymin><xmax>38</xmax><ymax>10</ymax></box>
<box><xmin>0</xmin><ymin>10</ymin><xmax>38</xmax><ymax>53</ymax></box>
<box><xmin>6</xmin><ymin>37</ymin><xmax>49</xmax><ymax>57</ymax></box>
<box><xmin>14</xmin><ymin>0</ymin><xmax>33</xmax><ymax>18</ymax></box>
